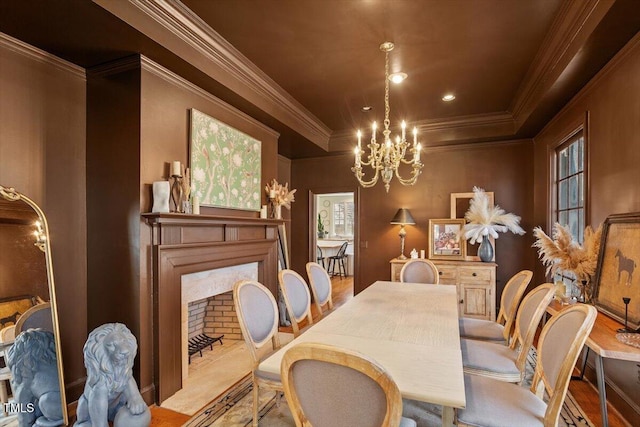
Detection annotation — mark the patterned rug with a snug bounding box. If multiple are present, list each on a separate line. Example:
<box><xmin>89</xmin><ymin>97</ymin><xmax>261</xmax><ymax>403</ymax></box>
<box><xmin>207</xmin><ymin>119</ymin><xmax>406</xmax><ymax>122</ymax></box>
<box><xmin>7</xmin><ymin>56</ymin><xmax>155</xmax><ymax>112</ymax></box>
<box><xmin>185</xmin><ymin>349</ymin><xmax>594</xmax><ymax>427</ymax></box>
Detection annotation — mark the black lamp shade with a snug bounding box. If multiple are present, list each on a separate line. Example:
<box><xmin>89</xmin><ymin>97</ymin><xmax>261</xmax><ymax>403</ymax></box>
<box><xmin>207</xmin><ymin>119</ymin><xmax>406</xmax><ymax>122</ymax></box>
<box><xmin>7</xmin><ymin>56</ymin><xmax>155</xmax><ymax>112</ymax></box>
<box><xmin>390</xmin><ymin>208</ymin><xmax>415</xmax><ymax>225</ymax></box>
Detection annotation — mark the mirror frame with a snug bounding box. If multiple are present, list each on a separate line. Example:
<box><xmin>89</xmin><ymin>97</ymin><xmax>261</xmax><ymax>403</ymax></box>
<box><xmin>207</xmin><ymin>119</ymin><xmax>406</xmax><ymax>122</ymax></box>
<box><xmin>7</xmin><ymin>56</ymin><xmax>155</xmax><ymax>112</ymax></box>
<box><xmin>0</xmin><ymin>185</ymin><xmax>68</xmax><ymax>425</ymax></box>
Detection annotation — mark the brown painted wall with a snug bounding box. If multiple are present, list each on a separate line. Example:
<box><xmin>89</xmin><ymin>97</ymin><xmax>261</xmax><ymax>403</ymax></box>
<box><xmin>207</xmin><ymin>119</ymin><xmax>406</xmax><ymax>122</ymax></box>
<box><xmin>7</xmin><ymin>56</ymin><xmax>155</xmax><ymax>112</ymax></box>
<box><xmin>0</xmin><ymin>37</ymin><xmax>87</xmax><ymax>400</ymax></box>
<box><xmin>533</xmin><ymin>33</ymin><xmax>640</xmax><ymax>424</ymax></box>
<box><xmin>291</xmin><ymin>140</ymin><xmax>536</xmax><ymax>304</ymax></box>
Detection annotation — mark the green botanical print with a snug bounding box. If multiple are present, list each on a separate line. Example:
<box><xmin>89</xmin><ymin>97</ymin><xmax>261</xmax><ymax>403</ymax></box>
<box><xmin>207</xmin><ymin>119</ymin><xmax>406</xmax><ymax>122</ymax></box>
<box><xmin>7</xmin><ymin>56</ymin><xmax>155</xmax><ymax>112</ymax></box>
<box><xmin>190</xmin><ymin>109</ymin><xmax>261</xmax><ymax>211</ymax></box>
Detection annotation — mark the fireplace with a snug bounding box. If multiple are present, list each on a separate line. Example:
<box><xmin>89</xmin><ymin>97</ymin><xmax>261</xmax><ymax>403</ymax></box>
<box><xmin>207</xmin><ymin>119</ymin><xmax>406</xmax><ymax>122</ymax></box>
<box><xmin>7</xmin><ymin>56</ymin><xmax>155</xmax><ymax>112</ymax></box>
<box><xmin>144</xmin><ymin>213</ymin><xmax>282</xmax><ymax>403</ymax></box>
<box><xmin>181</xmin><ymin>263</ymin><xmax>257</xmax><ymax>379</ymax></box>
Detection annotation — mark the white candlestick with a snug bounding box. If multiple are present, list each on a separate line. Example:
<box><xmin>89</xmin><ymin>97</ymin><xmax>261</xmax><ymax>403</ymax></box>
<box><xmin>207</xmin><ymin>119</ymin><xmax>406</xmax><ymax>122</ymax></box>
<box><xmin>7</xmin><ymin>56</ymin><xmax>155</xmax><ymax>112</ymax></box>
<box><xmin>372</xmin><ymin>122</ymin><xmax>377</xmax><ymax>143</ymax></box>
<box><xmin>171</xmin><ymin>161</ymin><xmax>181</xmax><ymax>177</ymax></box>
<box><xmin>413</xmin><ymin>127</ymin><xmax>418</xmax><ymax>146</ymax></box>
<box><xmin>357</xmin><ymin>130</ymin><xmax>362</xmax><ymax>149</ymax></box>
<box><xmin>192</xmin><ymin>196</ymin><xmax>200</xmax><ymax>215</ymax></box>
<box><xmin>260</xmin><ymin>205</ymin><xmax>267</xmax><ymax>219</ymax></box>
<box><xmin>401</xmin><ymin>121</ymin><xmax>406</xmax><ymax>141</ymax></box>
<box><xmin>269</xmin><ymin>189</ymin><xmax>276</xmax><ymax>199</ymax></box>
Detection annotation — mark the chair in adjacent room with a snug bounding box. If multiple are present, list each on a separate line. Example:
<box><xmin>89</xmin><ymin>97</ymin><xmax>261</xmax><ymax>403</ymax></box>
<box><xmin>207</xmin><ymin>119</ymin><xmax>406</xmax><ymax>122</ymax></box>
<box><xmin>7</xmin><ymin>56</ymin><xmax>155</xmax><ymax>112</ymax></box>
<box><xmin>459</xmin><ymin>269</ymin><xmax>532</xmax><ymax>343</ymax></box>
<box><xmin>399</xmin><ymin>259</ymin><xmax>440</xmax><ymax>284</ymax></box>
<box><xmin>456</xmin><ymin>304</ymin><xmax>597</xmax><ymax>427</ymax></box>
<box><xmin>316</xmin><ymin>245</ymin><xmax>326</xmax><ymax>268</ymax></box>
<box><xmin>14</xmin><ymin>302</ymin><xmax>53</xmax><ymax>334</ymax></box>
<box><xmin>233</xmin><ymin>280</ymin><xmax>284</xmax><ymax>427</ymax></box>
<box><xmin>279</xmin><ymin>269</ymin><xmax>314</xmax><ymax>337</ymax></box>
<box><xmin>327</xmin><ymin>242</ymin><xmax>349</xmax><ymax>278</ymax></box>
<box><xmin>461</xmin><ymin>283</ymin><xmax>555</xmax><ymax>383</ymax></box>
<box><xmin>306</xmin><ymin>261</ymin><xmax>334</xmax><ymax>319</ymax></box>
<box><xmin>281</xmin><ymin>342</ymin><xmax>417</xmax><ymax>427</ymax></box>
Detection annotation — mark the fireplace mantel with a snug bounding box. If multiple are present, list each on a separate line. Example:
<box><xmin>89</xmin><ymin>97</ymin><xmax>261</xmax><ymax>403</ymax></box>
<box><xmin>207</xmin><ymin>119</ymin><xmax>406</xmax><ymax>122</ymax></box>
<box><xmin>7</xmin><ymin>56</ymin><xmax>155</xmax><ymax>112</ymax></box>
<box><xmin>143</xmin><ymin>213</ymin><xmax>283</xmax><ymax>402</ymax></box>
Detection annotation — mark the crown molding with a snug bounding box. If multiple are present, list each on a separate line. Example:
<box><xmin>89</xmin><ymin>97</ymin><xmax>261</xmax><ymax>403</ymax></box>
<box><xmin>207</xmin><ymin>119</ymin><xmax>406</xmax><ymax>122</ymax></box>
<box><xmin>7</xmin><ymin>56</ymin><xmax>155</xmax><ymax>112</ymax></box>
<box><xmin>94</xmin><ymin>0</ymin><xmax>330</xmax><ymax>149</ymax></box>
<box><xmin>0</xmin><ymin>32</ymin><xmax>85</xmax><ymax>79</ymax></box>
<box><xmin>510</xmin><ymin>0</ymin><xmax>613</xmax><ymax>129</ymax></box>
<box><xmin>87</xmin><ymin>54</ymin><xmax>280</xmax><ymax>139</ymax></box>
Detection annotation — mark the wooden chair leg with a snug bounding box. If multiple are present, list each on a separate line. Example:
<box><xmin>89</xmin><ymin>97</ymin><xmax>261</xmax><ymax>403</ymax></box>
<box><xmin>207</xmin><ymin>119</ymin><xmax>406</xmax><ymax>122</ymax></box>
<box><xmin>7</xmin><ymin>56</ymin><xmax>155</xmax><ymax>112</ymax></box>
<box><xmin>0</xmin><ymin>380</ymin><xmax>8</xmax><ymax>417</ymax></box>
<box><xmin>252</xmin><ymin>381</ymin><xmax>259</xmax><ymax>427</ymax></box>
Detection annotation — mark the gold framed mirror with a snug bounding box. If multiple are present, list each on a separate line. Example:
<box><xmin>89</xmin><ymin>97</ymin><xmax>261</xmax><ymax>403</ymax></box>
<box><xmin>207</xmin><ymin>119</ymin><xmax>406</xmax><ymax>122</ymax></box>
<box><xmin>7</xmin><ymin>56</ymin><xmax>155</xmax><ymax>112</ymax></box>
<box><xmin>0</xmin><ymin>185</ymin><xmax>68</xmax><ymax>425</ymax></box>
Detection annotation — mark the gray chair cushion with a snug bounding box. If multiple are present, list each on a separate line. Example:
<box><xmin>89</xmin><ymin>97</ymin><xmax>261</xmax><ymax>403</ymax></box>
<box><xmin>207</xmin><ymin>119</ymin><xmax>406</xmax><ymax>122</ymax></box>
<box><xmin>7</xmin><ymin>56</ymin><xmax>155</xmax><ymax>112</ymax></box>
<box><xmin>281</xmin><ymin>273</ymin><xmax>310</xmax><ymax>319</ymax></box>
<box><xmin>461</xmin><ymin>338</ymin><xmax>521</xmax><ymax>382</ymax></box>
<box><xmin>308</xmin><ymin>264</ymin><xmax>331</xmax><ymax>305</ymax></box>
<box><xmin>254</xmin><ymin>367</ymin><xmax>282</xmax><ymax>382</ymax></box>
<box><xmin>457</xmin><ymin>373</ymin><xmax>546</xmax><ymax>427</ymax></box>
<box><xmin>459</xmin><ymin>317</ymin><xmax>505</xmax><ymax>342</ymax></box>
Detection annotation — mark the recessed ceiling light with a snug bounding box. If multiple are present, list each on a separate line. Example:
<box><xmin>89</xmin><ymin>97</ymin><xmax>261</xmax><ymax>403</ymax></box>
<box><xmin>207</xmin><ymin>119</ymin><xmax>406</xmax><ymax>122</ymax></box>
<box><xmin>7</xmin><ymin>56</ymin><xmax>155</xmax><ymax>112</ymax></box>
<box><xmin>361</xmin><ymin>106</ymin><xmax>373</xmax><ymax>112</ymax></box>
<box><xmin>442</xmin><ymin>94</ymin><xmax>456</xmax><ymax>102</ymax></box>
<box><xmin>388</xmin><ymin>72</ymin><xmax>408</xmax><ymax>84</ymax></box>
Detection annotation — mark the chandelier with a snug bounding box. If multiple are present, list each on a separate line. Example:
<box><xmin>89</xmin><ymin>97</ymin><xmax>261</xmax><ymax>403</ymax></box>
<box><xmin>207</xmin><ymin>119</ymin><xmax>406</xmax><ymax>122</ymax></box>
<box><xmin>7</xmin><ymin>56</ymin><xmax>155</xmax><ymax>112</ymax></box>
<box><xmin>352</xmin><ymin>42</ymin><xmax>423</xmax><ymax>192</ymax></box>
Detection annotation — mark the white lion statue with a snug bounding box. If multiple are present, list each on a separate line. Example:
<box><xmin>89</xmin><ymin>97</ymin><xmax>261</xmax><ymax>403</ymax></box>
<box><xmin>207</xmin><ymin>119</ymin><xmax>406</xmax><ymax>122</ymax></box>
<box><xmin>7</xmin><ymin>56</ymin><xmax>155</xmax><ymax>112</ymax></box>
<box><xmin>74</xmin><ymin>323</ymin><xmax>150</xmax><ymax>427</ymax></box>
<box><xmin>6</xmin><ymin>328</ymin><xmax>64</xmax><ymax>427</ymax></box>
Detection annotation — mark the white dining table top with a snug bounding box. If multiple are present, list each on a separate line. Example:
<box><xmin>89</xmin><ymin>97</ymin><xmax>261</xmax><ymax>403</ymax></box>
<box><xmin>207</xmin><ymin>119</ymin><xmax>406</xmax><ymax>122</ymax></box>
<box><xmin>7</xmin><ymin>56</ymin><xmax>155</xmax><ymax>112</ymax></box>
<box><xmin>258</xmin><ymin>280</ymin><xmax>466</xmax><ymax>409</ymax></box>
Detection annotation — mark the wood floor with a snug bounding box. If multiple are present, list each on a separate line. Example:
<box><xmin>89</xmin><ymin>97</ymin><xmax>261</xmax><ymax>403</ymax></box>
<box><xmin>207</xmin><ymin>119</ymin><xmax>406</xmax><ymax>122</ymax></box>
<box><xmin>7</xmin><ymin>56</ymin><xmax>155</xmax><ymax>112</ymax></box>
<box><xmin>150</xmin><ymin>276</ymin><xmax>630</xmax><ymax>426</ymax></box>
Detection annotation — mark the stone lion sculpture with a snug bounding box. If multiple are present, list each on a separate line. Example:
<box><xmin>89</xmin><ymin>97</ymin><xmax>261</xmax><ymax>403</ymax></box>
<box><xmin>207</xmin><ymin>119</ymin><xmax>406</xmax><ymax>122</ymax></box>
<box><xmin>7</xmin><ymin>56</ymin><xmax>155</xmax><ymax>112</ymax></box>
<box><xmin>6</xmin><ymin>328</ymin><xmax>64</xmax><ymax>427</ymax></box>
<box><xmin>74</xmin><ymin>323</ymin><xmax>150</xmax><ymax>427</ymax></box>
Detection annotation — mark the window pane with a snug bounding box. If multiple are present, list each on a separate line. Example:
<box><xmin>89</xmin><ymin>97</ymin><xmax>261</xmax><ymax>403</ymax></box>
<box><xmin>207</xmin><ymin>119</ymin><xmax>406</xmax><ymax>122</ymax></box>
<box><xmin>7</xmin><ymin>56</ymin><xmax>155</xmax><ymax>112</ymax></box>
<box><xmin>559</xmin><ymin>211</ymin><xmax>568</xmax><ymax>227</ymax></box>
<box><xmin>568</xmin><ymin>143</ymin><xmax>578</xmax><ymax>175</ymax></box>
<box><xmin>568</xmin><ymin>175</ymin><xmax>579</xmax><ymax>208</ymax></box>
<box><xmin>578</xmin><ymin>210</ymin><xmax>584</xmax><ymax>242</ymax></box>
<box><xmin>577</xmin><ymin>138</ymin><xmax>584</xmax><ymax>171</ymax></box>
<box><xmin>558</xmin><ymin>148</ymin><xmax>568</xmax><ymax>179</ymax></box>
<box><xmin>578</xmin><ymin>172</ymin><xmax>584</xmax><ymax>207</ymax></box>
<box><xmin>568</xmin><ymin>210</ymin><xmax>579</xmax><ymax>239</ymax></box>
<box><xmin>559</xmin><ymin>180</ymin><xmax>568</xmax><ymax>209</ymax></box>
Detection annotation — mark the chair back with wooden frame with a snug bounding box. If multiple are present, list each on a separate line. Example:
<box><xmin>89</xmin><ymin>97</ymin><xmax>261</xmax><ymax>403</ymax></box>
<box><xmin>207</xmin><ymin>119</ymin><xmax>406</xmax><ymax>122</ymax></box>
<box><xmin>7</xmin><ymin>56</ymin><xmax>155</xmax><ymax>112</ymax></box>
<box><xmin>279</xmin><ymin>269</ymin><xmax>313</xmax><ymax>337</ymax></box>
<box><xmin>233</xmin><ymin>280</ymin><xmax>283</xmax><ymax>427</ymax></box>
<box><xmin>281</xmin><ymin>342</ymin><xmax>415</xmax><ymax>427</ymax></box>
<box><xmin>14</xmin><ymin>302</ymin><xmax>52</xmax><ymax>334</ymax></box>
<box><xmin>459</xmin><ymin>269</ymin><xmax>532</xmax><ymax>343</ymax></box>
<box><xmin>399</xmin><ymin>259</ymin><xmax>439</xmax><ymax>284</ymax></box>
<box><xmin>306</xmin><ymin>262</ymin><xmax>334</xmax><ymax>318</ymax></box>
<box><xmin>462</xmin><ymin>283</ymin><xmax>555</xmax><ymax>383</ymax></box>
<box><xmin>457</xmin><ymin>304</ymin><xmax>597</xmax><ymax>427</ymax></box>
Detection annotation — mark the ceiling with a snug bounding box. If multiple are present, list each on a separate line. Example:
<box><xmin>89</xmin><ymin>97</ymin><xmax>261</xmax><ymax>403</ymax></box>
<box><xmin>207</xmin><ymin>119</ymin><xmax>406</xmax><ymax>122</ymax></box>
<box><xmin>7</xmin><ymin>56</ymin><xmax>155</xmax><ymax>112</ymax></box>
<box><xmin>1</xmin><ymin>0</ymin><xmax>639</xmax><ymax>159</ymax></box>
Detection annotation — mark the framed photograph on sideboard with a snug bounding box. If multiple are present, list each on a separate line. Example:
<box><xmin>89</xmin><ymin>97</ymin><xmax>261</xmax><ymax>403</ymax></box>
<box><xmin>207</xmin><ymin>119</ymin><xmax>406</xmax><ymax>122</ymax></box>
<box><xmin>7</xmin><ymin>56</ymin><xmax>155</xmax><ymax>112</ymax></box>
<box><xmin>428</xmin><ymin>219</ymin><xmax>466</xmax><ymax>261</ymax></box>
<box><xmin>593</xmin><ymin>212</ymin><xmax>640</xmax><ymax>330</ymax></box>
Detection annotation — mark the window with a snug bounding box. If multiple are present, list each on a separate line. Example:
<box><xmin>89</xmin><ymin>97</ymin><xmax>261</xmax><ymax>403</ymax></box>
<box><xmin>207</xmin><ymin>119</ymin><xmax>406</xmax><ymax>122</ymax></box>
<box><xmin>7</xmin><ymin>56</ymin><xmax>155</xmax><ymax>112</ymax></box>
<box><xmin>555</xmin><ymin>131</ymin><xmax>585</xmax><ymax>241</ymax></box>
<box><xmin>553</xmin><ymin>130</ymin><xmax>586</xmax><ymax>287</ymax></box>
<box><xmin>333</xmin><ymin>202</ymin><xmax>354</xmax><ymax>237</ymax></box>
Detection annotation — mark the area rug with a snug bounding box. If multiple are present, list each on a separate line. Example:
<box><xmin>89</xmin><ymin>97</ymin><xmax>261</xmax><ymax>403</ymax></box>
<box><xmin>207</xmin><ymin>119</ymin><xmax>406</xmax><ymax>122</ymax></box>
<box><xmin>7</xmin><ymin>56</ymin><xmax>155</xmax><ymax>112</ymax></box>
<box><xmin>184</xmin><ymin>350</ymin><xmax>594</xmax><ymax>427</ymax></box>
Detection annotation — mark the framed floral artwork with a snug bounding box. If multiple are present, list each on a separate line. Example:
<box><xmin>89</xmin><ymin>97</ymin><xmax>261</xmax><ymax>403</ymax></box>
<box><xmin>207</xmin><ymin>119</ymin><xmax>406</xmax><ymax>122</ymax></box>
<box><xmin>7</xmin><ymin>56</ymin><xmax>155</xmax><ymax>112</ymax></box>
<box><xmin>428</xmin><ymin>219</ymin><xmax>466</xmax><ymax>260</ymax></box>
<box><xmin>593</xmin><ymin>212</ymin><xmax>640</xmax><ymax>330</ymax></box>
<box><xmin>190</xmin><ymin>109</ymin><xmax>261</xmax><ymax>211</ymax></box>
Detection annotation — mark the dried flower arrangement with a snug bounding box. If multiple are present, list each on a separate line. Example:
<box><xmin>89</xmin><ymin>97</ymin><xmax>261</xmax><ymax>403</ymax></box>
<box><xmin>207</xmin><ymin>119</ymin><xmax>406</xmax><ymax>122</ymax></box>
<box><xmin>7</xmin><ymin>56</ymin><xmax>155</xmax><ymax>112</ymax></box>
<box><xmin>532</xmin><ymin>223</ymin><xmax>602</xmax><ymax>280</ymax></box>
<box><xmin>265</xmin><ymin>179</ymin><xmax>296</xmax><ymax>209</ymax></box>
<box><xmin>461</xmin><ymin>187</ymin><xmax>525</xmax><ymax>243</ymax></box>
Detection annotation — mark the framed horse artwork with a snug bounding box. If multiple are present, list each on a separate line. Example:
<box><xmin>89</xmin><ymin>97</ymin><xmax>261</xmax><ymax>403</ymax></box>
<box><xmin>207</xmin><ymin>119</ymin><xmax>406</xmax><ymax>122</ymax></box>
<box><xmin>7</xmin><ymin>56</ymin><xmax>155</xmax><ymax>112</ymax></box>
<box><xmin>593</xmin><ymin>212</ymin><xmax>640</xmax><ymax>330</ymax></box>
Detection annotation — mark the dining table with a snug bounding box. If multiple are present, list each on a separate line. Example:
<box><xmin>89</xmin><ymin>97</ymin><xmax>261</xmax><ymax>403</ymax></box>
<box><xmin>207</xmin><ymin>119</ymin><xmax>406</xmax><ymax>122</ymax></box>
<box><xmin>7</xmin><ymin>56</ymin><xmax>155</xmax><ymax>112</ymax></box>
<box><xmin>259</xmin><ymin>280</ymin><xmax>465</xmax><ymax>426</ymax></box>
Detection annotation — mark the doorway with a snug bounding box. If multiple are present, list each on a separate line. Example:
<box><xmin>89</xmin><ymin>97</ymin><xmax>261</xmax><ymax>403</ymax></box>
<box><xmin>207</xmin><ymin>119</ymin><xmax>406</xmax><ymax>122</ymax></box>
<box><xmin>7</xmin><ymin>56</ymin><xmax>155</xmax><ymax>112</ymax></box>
<box><xmin>312</xmin><ymin>192</ymin><xmax>356</xmax><ymax>293</ymax></box>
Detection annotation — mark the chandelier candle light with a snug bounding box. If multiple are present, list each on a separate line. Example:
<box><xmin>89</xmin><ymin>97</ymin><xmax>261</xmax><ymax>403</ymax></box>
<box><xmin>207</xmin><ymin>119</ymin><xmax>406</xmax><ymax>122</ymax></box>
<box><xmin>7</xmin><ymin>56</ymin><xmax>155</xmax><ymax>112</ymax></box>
<box><xmin>352</xmin><ymin>42</ymin><xmax>423</xmax><ymax>192</ymax></box>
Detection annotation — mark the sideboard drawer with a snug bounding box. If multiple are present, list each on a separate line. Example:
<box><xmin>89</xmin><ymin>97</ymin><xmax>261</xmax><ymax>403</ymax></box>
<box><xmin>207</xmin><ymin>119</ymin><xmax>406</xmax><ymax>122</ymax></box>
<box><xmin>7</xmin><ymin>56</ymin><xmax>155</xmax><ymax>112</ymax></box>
<box><xmin>459</xmin><ymin>267</ymin><xmax>492</xmax><ymax>283</ymax></box>
<box><xmin>437</xmin><ymin>266</ymin><xmax>458</xmax><ymax>284</ymax></box>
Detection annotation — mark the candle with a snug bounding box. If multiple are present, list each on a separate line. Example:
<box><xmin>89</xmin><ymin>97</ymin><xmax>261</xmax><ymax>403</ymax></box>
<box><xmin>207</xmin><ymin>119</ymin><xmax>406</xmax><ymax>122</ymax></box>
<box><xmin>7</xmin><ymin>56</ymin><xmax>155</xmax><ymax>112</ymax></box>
<box><xmin>171</xmin><ymin>161</ymin><xmax>181</xmax><ymax>177</ymax></box>
<box><xmin>269</xmin><ymin>189</ymin><xmax>276</xmax><ymax>199</ymax></box>
<box><xmin>357</xmin><ymin>130</ymin><xmax>362</xmax><ymax>149</ymax></box>
<box><xmin>192</xmin><ymin>196</ymin><xmax>200</xmax><ymax>215</ymax></box>
<box><xmin>260</xmin><ymin>205</ymin><xmax>267</xmax><ymax>219</ymax></box>
<box><xmin>372</xmin><ymin>121</ymin><xmax>377</xmax><ymax>143</ymax></box>
<box><xmin>420</xmin><ymin>249</ymin><xmax>425</xmax><ymax>259</ymax></box>
<box><xmin>413</xmin><ymin>127</ymin><xmax>418</xmax><ymax>145</ymax></box>
<box><xmin>354</xmin><ymin>147</ymin><xmax>361</xmax><ymax>167</ymax></box>
<box><xmin>401</xmin><ymin>120</ymin><xmax>406</xmax><ymax>141</ymax></box>
<box><xmin>414</xmin><ymin>143</ymin><xmax>421</xmax><ymax>164</ymax></box>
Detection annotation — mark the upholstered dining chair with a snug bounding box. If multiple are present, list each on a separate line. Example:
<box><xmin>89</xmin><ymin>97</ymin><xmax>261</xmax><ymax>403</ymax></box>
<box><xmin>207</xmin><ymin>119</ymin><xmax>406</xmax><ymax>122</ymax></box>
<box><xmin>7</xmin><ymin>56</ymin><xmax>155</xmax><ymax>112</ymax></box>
<box><xmin>279</xmin><ymin>269</ymin><xmax>314</xmax><ymax>338</ymax></box>
<box><xmin>233</xmin><ymin>280</ymin><xmax>285</xmax><ymax>427</ymax></box>
<box><xmin>281</xmin><ymin>342</ymin><xmax>417</xmax><ymax>427</ymax></box>
<box><xmin>457</xmin><ymin>304</ymin><xmax>597</xmax><ymax>427</ymax></box>
<box><xmin>399</xmin><ymin>259</ymin><xmax>439</xmax><ymax>284</ymax></box>
<box><xmin>461</xmin><ymin>283</ymin><xmax>555</xmax><ymax>383</ymax></box>
<box><xmin>14</xmin><ymin>302</ymin><xmax>53</xmax><ymax>334</ymax></box>
<box><xmin>459</xmin><ymin>269</ymin><xmax>532</xmax><ymax>343</ymax></box>
<box><xmin>306</xmin><ymin>262</ymin><xmax>334</xmax><ymax>319</ymax></box>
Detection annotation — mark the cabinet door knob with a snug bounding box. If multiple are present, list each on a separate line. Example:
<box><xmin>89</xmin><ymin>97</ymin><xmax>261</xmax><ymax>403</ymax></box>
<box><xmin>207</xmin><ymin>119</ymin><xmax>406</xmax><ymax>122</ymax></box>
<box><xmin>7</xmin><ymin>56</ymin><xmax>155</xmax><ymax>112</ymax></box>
<box><xmin>438</xmin><ymin>271</ymin><xmax>443</xmax><ymax>275</ymax></box>
<box><xmin>472</xmin><ymin>272</ymin><xmax>477</xmax><ymax>277</ymax></box>
<box><xmin>459</xmin><ymin>299</ymin><xmax>464</xmax><ymax>304</ymax></box>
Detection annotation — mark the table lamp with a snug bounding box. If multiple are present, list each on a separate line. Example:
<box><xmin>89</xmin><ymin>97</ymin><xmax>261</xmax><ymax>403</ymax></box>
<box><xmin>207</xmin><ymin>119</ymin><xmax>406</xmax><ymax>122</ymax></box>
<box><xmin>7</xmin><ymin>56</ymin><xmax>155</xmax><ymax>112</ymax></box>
<box><xmin>390</xmin><ymin>208</ymin><xmax>416</xmax><ymax>260</ymax></box>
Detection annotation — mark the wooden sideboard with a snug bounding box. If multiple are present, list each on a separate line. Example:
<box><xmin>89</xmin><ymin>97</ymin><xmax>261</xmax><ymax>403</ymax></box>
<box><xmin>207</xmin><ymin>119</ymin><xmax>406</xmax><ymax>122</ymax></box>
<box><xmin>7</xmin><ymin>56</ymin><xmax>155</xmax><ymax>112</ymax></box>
<box><xmin>390</xmin><ymin>258</ymin><xmax>497</xmax><ymax>321</ymax></box>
